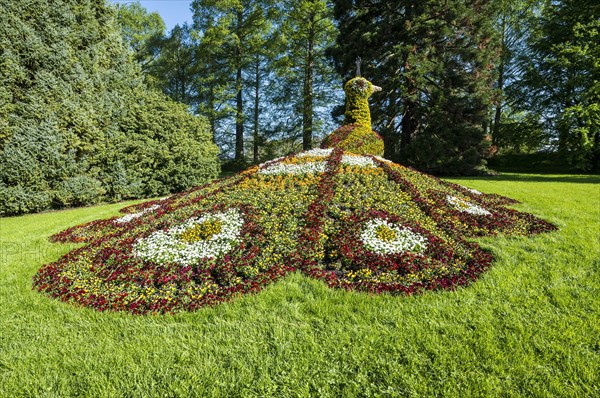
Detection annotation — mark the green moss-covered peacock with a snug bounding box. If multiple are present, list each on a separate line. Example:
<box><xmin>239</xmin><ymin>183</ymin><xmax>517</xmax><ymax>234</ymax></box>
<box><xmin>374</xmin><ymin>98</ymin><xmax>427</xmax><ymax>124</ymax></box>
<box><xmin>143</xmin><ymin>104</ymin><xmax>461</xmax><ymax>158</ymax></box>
<box><xmin>33</xmin><ymin>77</ymin><xmax>556</xmax><ymax>314</ymax></box>
<box><xmin>320</xmin><ymin>77</ymin><xmax>385</xmax><ymax>157</ymax></box>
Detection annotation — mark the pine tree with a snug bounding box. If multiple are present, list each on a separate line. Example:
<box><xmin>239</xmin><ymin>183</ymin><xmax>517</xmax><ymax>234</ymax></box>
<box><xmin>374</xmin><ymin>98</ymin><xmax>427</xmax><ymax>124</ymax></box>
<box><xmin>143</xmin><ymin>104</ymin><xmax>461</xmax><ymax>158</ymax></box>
<box><xmin>192</xmin><ymin>0</ymin><xmax>275</xmax><ymax>163</ymax></box>
<box><xmin>272</xmin><ymin>0</ymin><xmax>339</xmax><ymax>151</ymax></box>
<box><xmin>330</xmin><ymin>0</ymin><xmax>500</xmax><ymax>175</ymax></box>
<box><xmin>152</xmin><ymin>23</ymin><xmax>200</xmax><ymax>105</ymax></box>
<box><xmin>114</xmin><ymin>1</ymin><xmax>165</xmax><ymax>73</ymax></box>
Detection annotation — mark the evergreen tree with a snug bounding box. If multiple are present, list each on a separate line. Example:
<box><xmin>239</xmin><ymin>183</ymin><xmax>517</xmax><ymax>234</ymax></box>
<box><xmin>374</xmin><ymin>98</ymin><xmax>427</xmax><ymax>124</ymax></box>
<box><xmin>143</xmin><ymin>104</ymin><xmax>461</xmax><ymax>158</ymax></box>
<box><xmin>0</xmin><ymin>0</ymin><xmax>219</xmax><ymax>216</ymax></box>
<box><xmin>273</xmin><ymin>0</ymin><xmax>339</xmax><ymax>151</ymax></box>
<box><xmin>330</xmin><ymin>0</ymin><xmax>499</xmax><ymax>175</ymax></box>
<box><xmin>114</xmin><ymin>1</ymin><xmax>165</xmax><ymax>73</ymax></box>
<box><xmin>192</xmin><ymin>0</ymin><xmax>275</xmax><ymax>163</ymax></box>
<box><xmin>153</xmin><ymin>23</ymin><xmax>200</xmax><ymax>105</ymax></box>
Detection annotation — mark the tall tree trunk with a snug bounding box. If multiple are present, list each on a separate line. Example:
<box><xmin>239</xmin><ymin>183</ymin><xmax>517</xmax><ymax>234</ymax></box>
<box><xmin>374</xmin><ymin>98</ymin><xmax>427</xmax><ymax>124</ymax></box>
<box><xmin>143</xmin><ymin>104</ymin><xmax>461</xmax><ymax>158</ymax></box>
<box><xmin>253</xmin><ymin>56</ymin><xmax>260</xmax><ymax>164</ymax></box>
<box><xmin>235</xmin><ymin>10</ymin><xmax>244</xmax><ymax>162</ymax></box>
<box><xmin>209</xmin><ymin>83</ymin><xmax>216</xmax><ymax>143</ymax></box>
<box><xmin>400</xmin><ymin>46</ymin><xmax>418</xmax><ymax>151</ymax></box>
<box><xmin>302</xmin><ymin>13</ymin><xmax>315</xmax><ymax>151</ymax></box>
<box><xmin>493</xmin><ymin>16</ymin><xmax>507</xmax><ymax>137</ymax></box>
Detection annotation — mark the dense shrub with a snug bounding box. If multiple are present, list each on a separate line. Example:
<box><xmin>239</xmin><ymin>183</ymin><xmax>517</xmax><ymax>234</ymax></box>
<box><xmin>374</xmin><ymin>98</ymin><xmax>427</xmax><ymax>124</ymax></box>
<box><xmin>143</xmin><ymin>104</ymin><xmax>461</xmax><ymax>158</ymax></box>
<box><xmin>0</xmin><ymin>0</ymin><xmax>219</xmax><ymax>216</ymax></box>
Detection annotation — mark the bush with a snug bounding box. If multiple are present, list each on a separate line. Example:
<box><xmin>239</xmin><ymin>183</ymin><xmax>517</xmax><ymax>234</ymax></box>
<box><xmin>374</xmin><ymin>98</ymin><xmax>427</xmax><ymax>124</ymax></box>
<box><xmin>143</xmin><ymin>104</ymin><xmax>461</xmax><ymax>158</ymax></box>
<box><xmin>53</xmin><ymin>176</ymin><xmax>106</xmax><ymax>208</ymax></box>
<box><xmin>0</xmin><ymin>0</ymin><xmax>219</xmax><ymax>216</ymax></box>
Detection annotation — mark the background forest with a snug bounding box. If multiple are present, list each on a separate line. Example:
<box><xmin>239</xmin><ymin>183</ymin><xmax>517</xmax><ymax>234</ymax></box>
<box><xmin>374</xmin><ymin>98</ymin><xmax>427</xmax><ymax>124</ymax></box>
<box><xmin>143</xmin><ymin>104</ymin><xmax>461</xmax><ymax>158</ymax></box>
<box><xmin>1</xmin><ymin>0</ymin><xmax>598</xmax><ymax>216</ymax></box>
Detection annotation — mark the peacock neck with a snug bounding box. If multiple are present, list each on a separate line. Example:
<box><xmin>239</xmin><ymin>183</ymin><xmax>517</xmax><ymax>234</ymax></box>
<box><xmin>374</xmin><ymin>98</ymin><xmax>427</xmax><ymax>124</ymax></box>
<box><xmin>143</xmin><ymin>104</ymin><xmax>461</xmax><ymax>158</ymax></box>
<box><xmin>344</xmin><ymin>95</ymin><xmax>372</xmax><ymax>128</ymax></box>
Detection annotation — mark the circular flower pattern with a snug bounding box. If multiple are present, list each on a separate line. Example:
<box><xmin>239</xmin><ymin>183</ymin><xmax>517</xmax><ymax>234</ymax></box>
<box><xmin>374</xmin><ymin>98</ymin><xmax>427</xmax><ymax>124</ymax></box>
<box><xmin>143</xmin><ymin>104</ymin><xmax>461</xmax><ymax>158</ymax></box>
<box><xmin>360</xmin><ymin>218</ymin><xmax>428</xmax><ymax>255</ymax></box>
<box><xmin>134</xmin><ymin>208</ymin><xmax>244</xmax><ymax>265</ymax></box>
<box><xmin>446</xmin><ymin>195</ymin><xmax>491</xmax><ymax>216</ymax></box>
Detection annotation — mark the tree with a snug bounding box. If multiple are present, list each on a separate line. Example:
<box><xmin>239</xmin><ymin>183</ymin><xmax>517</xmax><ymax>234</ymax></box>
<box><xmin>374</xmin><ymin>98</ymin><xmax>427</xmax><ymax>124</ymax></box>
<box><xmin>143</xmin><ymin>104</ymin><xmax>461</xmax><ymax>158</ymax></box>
<box><xmin>271</xmin><ymin>0</ymin><xmax>339</xmax><ymax>151</ymax></box>
<box><xmin>512</xmin><ymin>0</ymin><xmax>599</xmax><ymax>170</ymax></box>
<box><xmin>490</xmin><ymin>0</ymin><xmax>538</xmax><ymax>139</ymax></box>
<box><xmin>114</xmin><ymin>1</ymin><xmax>165</xmax><ymax>73</ymax></box>
<box><xmin>0</xmin><ymin>0</ymin><xmax>219</xmax><ymax>216</ymax></box>
<box><xmin>330</xmin><ymin>0</ymin><xmax>499</xmax><ymax>175</ymax></box>
<box><xmin>152</xmin><ymin>23</ymin><xmax>200</xmax><ymax>105</ymax></box>
<box><xmin>192</xmin><ymin>0</ymin><xmax>275</xmax><ymax>163</ymax></box>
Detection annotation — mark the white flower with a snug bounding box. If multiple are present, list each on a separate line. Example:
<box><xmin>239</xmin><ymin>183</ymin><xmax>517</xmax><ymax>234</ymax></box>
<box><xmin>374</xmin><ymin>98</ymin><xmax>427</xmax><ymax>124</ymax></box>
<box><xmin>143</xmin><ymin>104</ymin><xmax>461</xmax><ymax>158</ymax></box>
<box><xmin>296</xmin><ymin>148</ymin><xmax>333</xmax><ymax>158</ymax></box>
<box><xmin>360</xmin><ymin>218</ymin><xmax>428</xmax><ymax>255</ymax></box>
<box><xmin>446</xmin><ymin>195</ymin><xmax>491</xmax><ymax>216</ymax></box>
<box><xmin>459</xmin><ymin>185</ymin><xmax>482</xmax><ymax>195</ymax></box>
<box><xmin>341</xmin><ymin>155</ymin><xmax>376</xmax><ymax>168</ymax></box>
<box><xmin>114</xmin><ymin>205</ymin><xmax>160</xmax><ymax>224</ymax></box>
<box><xmin>257</xmin><ymin>161</ymin><xmax>327</xmax><ymax>175</ymax></box>
<box><xmin>134</xmin><ymin>209</ymin><xmax>244</xmax><ymax>266</ymax></box>
<box><xmin>258</xmin><ymin>156</ymin><xmax>287</xmax><ymax>168</ymax></box>
<box><xmin>372</xmin><ymin>156</ymin><xmax>392</xmax><ymax>164</ymax></box>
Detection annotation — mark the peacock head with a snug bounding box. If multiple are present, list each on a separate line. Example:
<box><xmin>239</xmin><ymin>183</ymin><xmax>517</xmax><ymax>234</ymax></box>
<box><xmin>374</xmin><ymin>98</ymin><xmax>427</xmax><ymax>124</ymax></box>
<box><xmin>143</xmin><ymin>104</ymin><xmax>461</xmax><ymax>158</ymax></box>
<box><xmin>344</xmin><ymin>77</ymin><xmax>382</xmax><ymax>100</ymax></box>
<box><xmin>343</xmin><ymin>77</ymin><xmax>382</xmax><ymax>128</ymax></box>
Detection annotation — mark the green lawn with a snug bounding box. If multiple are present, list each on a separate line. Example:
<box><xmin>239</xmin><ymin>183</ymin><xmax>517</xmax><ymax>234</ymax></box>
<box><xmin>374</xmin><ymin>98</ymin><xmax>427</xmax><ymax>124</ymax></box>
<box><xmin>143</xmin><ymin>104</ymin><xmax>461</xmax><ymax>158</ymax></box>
<box><xmin>1</xmin><ymin>173</ymin><xmax>598</xmax><ymax>397</ymax></box>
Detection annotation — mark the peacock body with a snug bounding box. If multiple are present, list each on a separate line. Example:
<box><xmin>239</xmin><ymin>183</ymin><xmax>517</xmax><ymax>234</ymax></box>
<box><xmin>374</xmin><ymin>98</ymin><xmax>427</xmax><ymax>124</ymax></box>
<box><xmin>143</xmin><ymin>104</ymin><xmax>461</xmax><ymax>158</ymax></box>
<box><xmin>33</xmin><ymin>77</ymin><xmax>556</xmax><ymax>314</ymax></box>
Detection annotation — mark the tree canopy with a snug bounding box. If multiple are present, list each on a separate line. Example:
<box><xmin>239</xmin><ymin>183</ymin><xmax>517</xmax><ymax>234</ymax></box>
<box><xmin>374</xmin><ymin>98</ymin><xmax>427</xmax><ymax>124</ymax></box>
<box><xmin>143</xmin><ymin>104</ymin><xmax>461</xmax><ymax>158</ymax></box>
<box><xmin>0</xmin><ymin>0</ymin><xmax>219</xmax><ymax>216</ymax></box>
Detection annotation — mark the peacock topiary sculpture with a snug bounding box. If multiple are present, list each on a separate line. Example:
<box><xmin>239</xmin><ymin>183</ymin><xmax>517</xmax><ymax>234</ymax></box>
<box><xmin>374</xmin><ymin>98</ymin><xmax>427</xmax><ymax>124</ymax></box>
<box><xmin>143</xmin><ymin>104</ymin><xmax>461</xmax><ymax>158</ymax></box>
<box><xmin>321</xmin><ymin>77</ymin><xmax>385</xmax><ymax>157</ymax></box>
<box><xmin>33</xmin><ymin>75</ymin><xmax>557</xmax><ymax>314</ymax></box>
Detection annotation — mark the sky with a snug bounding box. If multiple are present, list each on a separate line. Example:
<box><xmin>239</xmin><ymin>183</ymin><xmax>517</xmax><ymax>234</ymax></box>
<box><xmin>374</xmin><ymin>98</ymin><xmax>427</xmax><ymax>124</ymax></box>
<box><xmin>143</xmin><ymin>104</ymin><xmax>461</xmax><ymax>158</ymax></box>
<box><xmin>110</xmin><ymin>0</ymin><xmax>194</xmax><ymax>32</ymax></box>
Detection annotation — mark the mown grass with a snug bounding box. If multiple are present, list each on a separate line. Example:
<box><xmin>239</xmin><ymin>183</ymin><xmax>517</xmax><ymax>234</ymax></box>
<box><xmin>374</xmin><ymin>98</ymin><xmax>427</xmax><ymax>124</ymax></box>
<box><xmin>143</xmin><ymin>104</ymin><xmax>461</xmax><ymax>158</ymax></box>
<box><xmin>1</xmin><ymin>173</ymin><xmax>598</xmax><ymax>397</ymax></box>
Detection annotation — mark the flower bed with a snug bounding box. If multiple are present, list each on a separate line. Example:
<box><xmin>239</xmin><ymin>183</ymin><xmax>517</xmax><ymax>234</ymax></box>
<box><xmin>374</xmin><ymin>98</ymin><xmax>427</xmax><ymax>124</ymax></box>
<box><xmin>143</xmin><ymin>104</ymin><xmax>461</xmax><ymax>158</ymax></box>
<box><xmin>34</xmin><ymin>149</ymin><xmax>557</xmax><ymax>314</ymax></box>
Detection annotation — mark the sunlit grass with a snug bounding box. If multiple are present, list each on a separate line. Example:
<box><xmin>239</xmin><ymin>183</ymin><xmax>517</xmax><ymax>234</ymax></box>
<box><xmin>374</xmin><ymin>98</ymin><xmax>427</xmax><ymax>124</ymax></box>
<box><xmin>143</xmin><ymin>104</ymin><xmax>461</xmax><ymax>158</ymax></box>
<box><xmin>1</xmin><ymin>174</ymin><xmax>598</xmax><ymax>397</ymax></box>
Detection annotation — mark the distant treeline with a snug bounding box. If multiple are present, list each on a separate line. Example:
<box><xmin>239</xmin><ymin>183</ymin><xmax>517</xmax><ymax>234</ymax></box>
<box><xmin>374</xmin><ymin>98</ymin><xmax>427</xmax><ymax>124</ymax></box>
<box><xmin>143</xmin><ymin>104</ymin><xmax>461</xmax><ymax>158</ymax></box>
<box><xmin>121</xmin><ymin>0</ymin><xmax>598</xmax><ymax>173</ymax></box>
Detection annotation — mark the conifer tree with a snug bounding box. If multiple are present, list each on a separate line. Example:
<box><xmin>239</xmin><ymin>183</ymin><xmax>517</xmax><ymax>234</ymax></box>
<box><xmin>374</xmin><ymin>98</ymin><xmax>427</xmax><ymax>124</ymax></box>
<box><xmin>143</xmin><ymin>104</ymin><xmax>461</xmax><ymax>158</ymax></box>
<box><xmin>330</xmin><ymin>0</ymin><xmax>499</xmax><ymax>175</ymax></box>
<box><xmin>272</xmin><ymin>0</ymin><xmax>339</xmax><ymax>151</ymax></box>
<box><xmin>0</xmin><ymin>0</ymin><xmax>219</xmax><ymax>215</ymax></box>
<box><xmin>114</xmin><ymin>1</ymin><xmax>165</xmax><ymax>73</ymax></box>
<box><xmin>512</xmin><ymin>0</ymin><xmax>599</xmax><ymax>170</ymax></box>
<box><xmin>192</xmin><ymin>0</ymin><xmax>275</xmax><ymax>163</ymax></box>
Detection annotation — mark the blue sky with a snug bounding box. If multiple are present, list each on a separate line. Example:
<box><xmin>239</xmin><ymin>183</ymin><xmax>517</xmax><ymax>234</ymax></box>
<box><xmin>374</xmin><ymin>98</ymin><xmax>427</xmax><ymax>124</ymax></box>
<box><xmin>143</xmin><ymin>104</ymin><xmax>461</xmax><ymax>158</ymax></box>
<box><xmin>110</xmin><ymin>0</ymin><xmax>194</xmax><ymax>32</ymax></box>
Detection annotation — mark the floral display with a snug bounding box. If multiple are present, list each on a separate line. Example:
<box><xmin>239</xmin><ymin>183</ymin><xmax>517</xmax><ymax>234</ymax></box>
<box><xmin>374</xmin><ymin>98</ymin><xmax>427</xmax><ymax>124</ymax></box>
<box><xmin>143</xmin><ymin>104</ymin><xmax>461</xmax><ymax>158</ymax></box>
<box><xmin>134</xmin><ymin>209</ymin><xmax>244</xmax><ymax>265</ymax></box>
<box><xmin>360</xmin><ymin>218</ymin><xmax>428</xmax><ymax>255</ymax></box>
<box><xmin>297</xmin><ymin>148</ymin><xmax>333</xmax><ymax>158</ymax></box>
<box><xmin>33</xmin><ymin>76</ymin><xmax>557</xmax><ymax>314</ymax></box>
<box><xmin>446</xmin><ymin>195</ymin><xmax>492</xmax><ymax>216</ymax></box>
<box><xmin>341</xmin><ymin>154</ymin><xmax>376</xmax><ymax>168</ymax></box>
<box><xmin>114</xmin><ymin>205</ymin><xmax>160</xmax><ymax>224</ymax></box>
<box><xmin>258</xmin><ymin>161</ymin><xmax>327</xmax><ymax>175</ymax></box>
<box><xmin>33</xmin><ymin>147</ymin><xmax>557</xmax><ymax>314</ymax></box>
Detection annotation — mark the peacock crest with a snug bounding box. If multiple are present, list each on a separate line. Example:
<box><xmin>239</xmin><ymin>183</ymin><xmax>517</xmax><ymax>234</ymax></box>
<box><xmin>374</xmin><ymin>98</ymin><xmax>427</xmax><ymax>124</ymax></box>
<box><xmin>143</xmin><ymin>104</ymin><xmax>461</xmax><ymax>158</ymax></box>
<box><xmin>33</xmin><ymin>75</ymin><xmax>557</xmax><ymax>314</ymax></box>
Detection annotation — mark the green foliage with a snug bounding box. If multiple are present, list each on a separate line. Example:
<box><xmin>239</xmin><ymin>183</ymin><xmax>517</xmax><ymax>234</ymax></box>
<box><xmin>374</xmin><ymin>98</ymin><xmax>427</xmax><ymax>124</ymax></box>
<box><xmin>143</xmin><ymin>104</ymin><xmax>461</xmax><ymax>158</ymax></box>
<box><xmin>0</xmin><ymin>0</ymin><xmax>219</xmax><ymax>216</ymax></box>
<box><xmin>322</xmin><ymin>125</ymin><xmax>384</xmax><ymax>157</ymax></box>
<box><xmin>271</xmin><ymin>0</ymin><xmax>340</xmax><ymax>150</ymax></box>
<box><xmin>114</xmin><ymin>1</ymin><xmax>165</xmax><ymax>72</ymax></box>
<box><xmin>330</xmin><ymin>0</ymin><xmax>499</xmax><ymax>175</ymax></box>
<box><xmin>322</xmin><ymin>77</ymin><xmax>384</xmax><ymax>156</ymax></box>
<box><xmin>343</xmin><ymin>77</ymin><xmax>376</xmax><ymax>127</ymax></box>
<box><xmin>511</xmin><ymin>0</ymin><xmax>600</xmax><ymax>170</ymax></box>
<box><xmin>494</xmin><ymin>114</ymin><xmax>547</xmax><ymax>153</ymax></box>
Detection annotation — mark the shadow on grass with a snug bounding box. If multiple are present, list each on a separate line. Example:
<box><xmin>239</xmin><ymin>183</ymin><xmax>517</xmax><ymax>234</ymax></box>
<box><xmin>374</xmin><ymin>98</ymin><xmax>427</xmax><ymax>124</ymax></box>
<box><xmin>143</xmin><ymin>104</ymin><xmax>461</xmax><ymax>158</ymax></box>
<box><xmin>449</xmin><ymin>173</ymin><xmax>600</xmax><ymax>184</ymax></box>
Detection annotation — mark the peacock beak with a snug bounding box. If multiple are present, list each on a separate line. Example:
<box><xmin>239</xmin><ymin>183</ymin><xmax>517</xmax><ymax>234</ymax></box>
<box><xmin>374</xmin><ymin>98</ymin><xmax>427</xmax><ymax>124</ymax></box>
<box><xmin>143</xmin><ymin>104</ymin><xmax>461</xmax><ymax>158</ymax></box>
<box><xmin>372</xmin><ymin>85</ymin><xmax>382</xmax><ymax>93</ymax></box>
